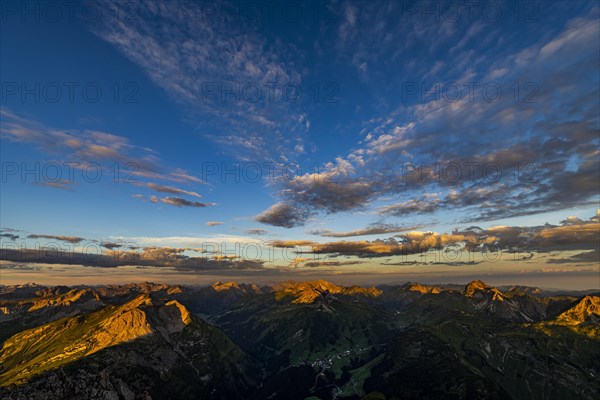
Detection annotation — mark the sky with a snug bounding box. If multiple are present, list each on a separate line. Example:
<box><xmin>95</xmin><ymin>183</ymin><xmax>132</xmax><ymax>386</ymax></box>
<box><xmin>0</xmin><ymin>0</ymin><xmax>599</xmax><ymax>289</ymax></box>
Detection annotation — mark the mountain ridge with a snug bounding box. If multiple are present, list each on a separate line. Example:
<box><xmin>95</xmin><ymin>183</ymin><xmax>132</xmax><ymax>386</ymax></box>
<box><xmin>1</xmin><ymin>279</ymin><xmax>598</xmax><ymax>399</ymax></box>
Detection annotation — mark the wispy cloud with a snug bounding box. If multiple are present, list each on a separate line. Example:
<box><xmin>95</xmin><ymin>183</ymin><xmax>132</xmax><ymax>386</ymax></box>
<box><xmin>303</xmin><ymin>260</ymin><xmax>363</xmax><ymax>268</ymax></box>
<box><xmin>159</xmin><ymin>196</ymin><xmax>215</xmax><ymax>208</ymax></box>
<box><xmin>310</xmin><ymin>223</ymin><xmax>426</xmax><ymax>238</ymax></box>
<box><xmin>245</xmin><ymin>228</ymin><xmax>269</xmax><ymax>236</ymax></box>
<box><xmin>26</xmin><ymin>234</ymin><xmax>86</xmax><ymax>244</ymax></box>
<box><xmin>0</xmin><ymin>233</ymin><xmax>19</xmax><ymax>241</ymax></box>
<box><xmin>33</xmin><ymin>180</ymin><xmax>76</xmax><ymax>191</ymax></box>
<box><xmin>0</xmin><ymin>109</ymin><xmax>203</xmax><ymax>186</ymax></box>
<box><xmin>0</xmin><ymin>110</ymin><xmax>219</xmax><ymax>211</ymax></box>
<box><xmin>140</xmin><ymin>182</ymin><xmax>203</xmax><ymax>198</ymax></box>
<box><xmin>91</xmin><ymin>0</ymin><xmax>308</xmax><ymax>162</ymax></box>
<box><xmin>133</xmin><ymin>194</ymin><xmax>215</xmax><ymax>208</ymax></box>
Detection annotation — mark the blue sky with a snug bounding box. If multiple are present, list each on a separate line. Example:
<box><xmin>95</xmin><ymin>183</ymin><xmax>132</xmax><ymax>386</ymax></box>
<box><xmin>1</xmin><ymin>1</ymin><xmax>599</xmax><ymax>288</ymax></box>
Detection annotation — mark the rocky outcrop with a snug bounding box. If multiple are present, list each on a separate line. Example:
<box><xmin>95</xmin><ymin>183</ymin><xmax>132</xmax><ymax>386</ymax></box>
<box><xmin>463</xmin><ymin>280</ymin><xmax>538</xmax><ymax>322</ymax></box>
<box><xmin>274</xmin><ymin>280</ymin><xmax>382</xmax><ymax>304</ymax></box>
<box><xmin>555</xmin><ymin>295</ymin><xmax>600</xmax><ymax>325</ymax></box>
<box><xmin>403</xmin><ymin>282</ymin><xmax>442</xmax><ymax>294</ymax></box>
<box><xmin>464</xmin><ymin>280</ymin><xmax>505</xmax><ymax>301</ymax></box>
<box><xmin>27</xmin><ymin>288</ymin><xmax>102</xmax><ymax>312</ymax></box>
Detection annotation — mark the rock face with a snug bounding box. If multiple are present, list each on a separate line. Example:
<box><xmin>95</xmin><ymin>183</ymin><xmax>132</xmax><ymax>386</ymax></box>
<box><xmin>0</xmin><ymin>288</ymin><xmax>107</xmax><ymax>342</ymax></box>
<box><xmin>464</xmin><ymin>280</ymin><xmax>505</xmax><ymax>301</ymax></box>
<box><xmin>462</xmin><ymin>280</ymin><xmax>542</xmax><ymax>322</ymax></box>
<box><xmin>0</xmin><ymin>283</ymin><xmax>44</xmax><ymax>298</ymax></box>
<box><xmin>211</xmin><ymin>281</ymin><xmax>242</xmax><ymax>291</ymax></box>
<box><xmin>404</xmin><ymin>282</ymin><xmax>441</xmax><ymax>294</ymax></box>
<box><xmin>537</xmin><ymin>295</ymin><xmax>600</xmax><ymax>337</ymax></box>
<box><xmin>273</xmin><ymin>279</ymin><xmax>382</xmax><ymax>304</ymax></box>
<box><xmin>0</xmin><ymin>294</ymin><xmax>195</xmax><ymax>386</ymax></box>
<box><xmin>210</xmin><ymin>281</ymin><xmax>264</xmax><ymax>295</ymax></box>
<box><xmin>27</xmin><ymin>288</ymin><xmax>102</xmax><ymax>312</ymax></box>
<box><xmin>555</xmin><ymin>295</ymin><xmax>600</xmax><ymax>325</ymax></box>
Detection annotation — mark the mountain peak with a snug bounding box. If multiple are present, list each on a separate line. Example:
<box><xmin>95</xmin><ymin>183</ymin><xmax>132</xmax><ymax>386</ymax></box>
<box><xmin>464</xmin><ymin>280</ymin><xmax>505</xmax><ymax>301</ymax></box>
<box><xmin>211</xmin><ymin>281</ymin><xmax>242</xmax><ymax>291</ymax></box>
<box><xmin>464</xmin><ymin>280</ymin><xmax>488</xmax><ymax>294</ymax></box>
<box><xmin>20</xmin><ymin>282</ymin><xmax>42</xmax><ymax>288</ymax></box>
<box><xmin>403</xmin><ymin>282</ymin><xmax>441</xmax><ymax>294</ymax></box>
<box><xmin>160</xmin><ymin>300</ymin><xmax>193</xmax><ymax>331</ymax></box>
<box><xmin>505</xmin><ymin>285</ymin><xmax>544</xmax><ymax>296</ymax></box>
<box><xmin>555</xmin><ymin>295</ymin><xmax>600</xmax><ymax>325</ymax></box>
<box><xmin>274</xmin><ymin>280</ymin><xmax>381</xmax><ymax>304</ymax></box>
<box><xmin>309</xmin><ymin>279</ymin><xmax>342</xmax><ymax>291</ymax></box>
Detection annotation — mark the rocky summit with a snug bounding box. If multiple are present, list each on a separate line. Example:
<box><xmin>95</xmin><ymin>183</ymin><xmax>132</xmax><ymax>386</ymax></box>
<box><xmin>273</xmin><ymin>280</ymin><xmax>382</xmax><ymax>304</ymax></box>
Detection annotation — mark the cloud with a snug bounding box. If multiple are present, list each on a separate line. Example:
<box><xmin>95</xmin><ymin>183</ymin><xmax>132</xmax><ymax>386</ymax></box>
<box><xmin>141</xmin><ymin>182</ymin><xmax>202</xmax><ymax>198</ymax></box>
<box><xmin>547</xmin><ymin>249</ymin><xmax>599</xmax><ymax>264</ymax></box>
<box><xmin>100</xmin><ymin>242</ymin><xmax>123</xmax><ymax>250</ymax></box>
<box><xmin>301</xmin><ymin>239</ymin><xmax>414</xmax><ymax>258</ymax></box>
<box><xmin>256</xmin><ymin>160</ymin><xmax>378</xmax><ymax>227</ymax></box>
<box><xmin>34</xmin><ymin>180</ymin><xmax>75</xmax><ymax>191</ymax></box>
<box><xmin>0</xmin><ymin>233</ymin><xmax>19</xmax><ymax>241</ymax></box>
<box><xmin>159</xmin><ymin>196</ymin><xmax>216</xmax><ymax>208</ymax></box>
<box><xmin>256</xmin><ymin>9</ymin><xmax>600</xmax><ymax>227</ymax></box>
<box><xmin>268</xmin><ymin>240</ymin><xmax>317</xmax><ymax>249</ymax></box>
<box><xmin>289</xmin><ymin>257</ymin><xmax>311</xmax><ymax>267</ymax></box>
<box><xmin>378</xmin><ymin>186</ymin><xmax>513</xmax><ymax>220</ymax></box>
<box><xmin>1</xmin><ymin>110</ymin><xmax>152</xmax><ymax>176</ymax></box>
<box><xmin>245</xmin><ymin>228</ymin><xmax>269</xmax><ymax>236</ymax></box>
<box><xmin>378</xmin><ymin>196</ymin><xmax>441</xmax><ymax>217</ymax></box>
<box><xmin>256</xmin><ymin>202</ymin><xmax>312</xmax><ymax>228</ymax></box>
<box><xmin>303</xmin><ymin>260</ymin><xmax>363</xmax><ymax>268</ymax></box>
<box><xmin>26</xmin><ymin>234</ymin><xmax>86</xmax><ymax>244</ymax></box>
<box><xmin>281</xmin><ymin>161</ymin><xmax>374</xmax><ymax>215</ymax></box>
<box><xmin>212</xmin><ymin>255</ymin><xmax>240</xmax><ymax>261</ymax></box>
<box><xmin>531</xmin><ymin>220</ymin><xmax>600</xmax><ymax>250</ymax></box>
<box><xmin>310</xmin><ymin>223</ymin><xmax>426</xmax><ymax>238</ymax></box>
<box><xmin>0</xmin><ymin>263</ymin><xmax>42</xmax><ymax>271</ymax></box>
<box><xmin>122</xmin><ymin>235</ymin><xmax>264</xmax><ymax>248</ymax></box>
<box><xmin>0</xmin><ymin>246</ymin><xmax>264</xmax><ymax>271</ymax></box>
<box><xmin>0</xmin><ymin>110</ymin><xmax>204</xmax><ymax>190</ymax></box>
<box><xmin>133</xmin><ymin>194</ymin><xmax>216</xmax><ymax>208</ymax></box>
<box><xmin>1</xmin><ymin>212</ymin><xmax>597</xmax><ymax>273</ymax></box>
<box><xmin>206</xmin><ymin>221</ymin><xmax>224</xmax><ymax>227</ymax></box>
<box><xmin>560</xmin><ymin>216</ymin><xmax>586</xmax><ymax>226</ymax></box>
<box><xmin>269</xmin><ymin>212</ymin><xmax>600</xmax><ymax>258</ymax></box>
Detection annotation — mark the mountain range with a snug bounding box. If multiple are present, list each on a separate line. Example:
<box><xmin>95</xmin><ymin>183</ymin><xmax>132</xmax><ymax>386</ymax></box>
<box><xmin>0</xmin><ymin>280</ymin><xmax>598</xmax><ymax>399</ymax></box>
